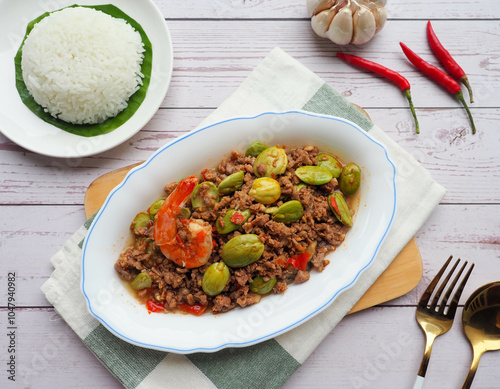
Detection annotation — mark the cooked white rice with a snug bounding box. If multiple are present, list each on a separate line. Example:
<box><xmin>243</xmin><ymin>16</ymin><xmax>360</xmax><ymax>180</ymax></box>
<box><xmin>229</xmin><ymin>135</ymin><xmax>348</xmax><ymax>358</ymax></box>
<box><xmin>21</xmin><ymin>7</ymin><xmax>145</xmax><ymax>125</ymax></box>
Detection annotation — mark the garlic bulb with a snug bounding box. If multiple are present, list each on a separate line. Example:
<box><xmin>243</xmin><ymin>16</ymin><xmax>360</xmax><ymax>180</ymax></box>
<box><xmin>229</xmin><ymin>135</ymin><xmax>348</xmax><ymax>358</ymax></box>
<box><xmin>308</xmin><ymin>0</ymin><xmax>387</xmax><ymax>45</ymax></box>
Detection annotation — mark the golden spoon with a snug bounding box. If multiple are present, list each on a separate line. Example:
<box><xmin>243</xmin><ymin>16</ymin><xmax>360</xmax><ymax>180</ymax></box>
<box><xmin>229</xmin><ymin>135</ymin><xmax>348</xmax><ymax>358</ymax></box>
<box><xmin>461</xmin><ymin>281</ymin><xmax>500</xmax><ymax>388</ymax></box>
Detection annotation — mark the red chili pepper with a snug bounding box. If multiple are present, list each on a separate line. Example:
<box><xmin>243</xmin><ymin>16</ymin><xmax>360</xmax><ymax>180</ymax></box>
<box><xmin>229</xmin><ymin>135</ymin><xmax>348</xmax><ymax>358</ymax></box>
<box><xmin>336</xmin><ymin>52</ymin><xmax>420</xmax><ymax>134</ymax></box>
<box><xmin>178</xmin><ymin>302</ymin><xmax>207</xmax><ymax>316</ymax></box>
<box><xmin>175</xmin><ymin>233</ymin><xmax>185</xmax><ymax>248</ymax></box>
<box><xmin>427</xmin><ymin>21</ymin><xmax>474</xmax><ymax>103</ymax></box>
<box><xmin>201</xmin><ymin>169</ymin><xmax>210</xmax><ymax>182</ymax></box>
<box><xmin>329</xmin><ymin>195</ymin><xmax>340</xmax><ymax>215</ymax></box>
<box><xmin>146</xmin><ymin>299</ymin><xmax>165</xmax><ymax>313</ymax></box>
<box><xmin>229</xmin><ymin>211</ymin><xmax>245</xmax><ymax>225</ymax></box>
<box><xmin>286</xmin><ymin>252</ymin><xmax>311</xmax><ymax>271</ymax></box>
<box><xmin>400</xmin><ymin>42</ymin><xmax>476</xmax><ymax>135</ymax></box>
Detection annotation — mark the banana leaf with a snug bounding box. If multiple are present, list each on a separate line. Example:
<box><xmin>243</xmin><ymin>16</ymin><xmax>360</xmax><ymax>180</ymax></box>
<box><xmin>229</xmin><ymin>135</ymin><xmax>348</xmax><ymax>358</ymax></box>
<box><xmin>14</xmin><ymin>4</ymin><xmax>153</xmax><ymax>137</ymax></box>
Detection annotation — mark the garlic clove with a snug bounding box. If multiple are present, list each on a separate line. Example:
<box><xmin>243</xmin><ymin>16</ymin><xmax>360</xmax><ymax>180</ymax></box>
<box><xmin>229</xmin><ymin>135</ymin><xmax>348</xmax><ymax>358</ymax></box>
<box><xmin>311</xmin><ymin>9</ymin><xmax>338</xmax><ymax>38</ymax></box>
<box><xmin>348</xmin><ymin>0</ymin><xmax>359</xmax><ymax>14</ymax></box>
<box><xmin>307</xmin><ymin>0</ymin><xmax>337</xmax><ymax>17</ymax></box>
<box><xmin>326</xmin><ymin>5</ymin><xmax>353</xmax><ymax>45</ymax></box>
<box><xmin>368</xmin><ymin>0</ymin><xmax>387</xmax><ymax>6</ymax></box>
<box><xmin>362</xmin><ymin>0</ymin><xmax>387</xmax><ymax>33</ymax></box>
<box><xmin>373</xmin><ymin>5</ymin><xmax>387</xmax><ymax>33</ymax></box>
<box><xmin>351</xmin><ymin>6</ymin><xmax>376</xmax><ymax>45</ymax></box>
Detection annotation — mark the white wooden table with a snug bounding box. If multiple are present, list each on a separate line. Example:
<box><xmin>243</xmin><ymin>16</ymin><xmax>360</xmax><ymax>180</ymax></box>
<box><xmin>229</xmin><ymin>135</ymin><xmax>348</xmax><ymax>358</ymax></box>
<box><xmin>2</xmin><ymin>1</ymin><xmax>500</xmax><ymax>387</ymax></box>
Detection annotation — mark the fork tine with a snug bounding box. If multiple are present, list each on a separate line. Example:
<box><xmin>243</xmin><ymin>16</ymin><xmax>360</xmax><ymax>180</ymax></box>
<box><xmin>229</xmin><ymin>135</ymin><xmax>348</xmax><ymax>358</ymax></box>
<box><xmin>437</xmin><ymin>260</ymin><xmax>467</xmax><ymax>314</ymax></box>
<box><xmin>429</xmin><ymin>258</ymin><xmax>461</xmax><ymax>310</ymax></box>
<box><xmin>446</xmin><ymin>262</ymin><xmax>475</xmax><ymax>318</ymax></box>
<box><xmin>418</xmin><ymin>255</ymin><xmax>453</xmax><ymax>308</ymax></box>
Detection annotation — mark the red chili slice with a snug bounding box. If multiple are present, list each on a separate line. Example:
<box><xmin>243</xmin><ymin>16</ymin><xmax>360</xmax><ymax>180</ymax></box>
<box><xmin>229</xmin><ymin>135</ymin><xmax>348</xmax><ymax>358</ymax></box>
<box><xmin>230</xmin><ymin>211</ymin><xmax>245</xmax><ymax>225</ymax></box>
<box><xmin>178</xmin><ymin>302</ymin><xmax>207</xmax><ymax>316</ymax></box>
<box><xmin>175</xmin><ymin>234</ymin><xmax>185</xmax><ymax>248</ymax></box>
<box><xmin>146</xmin><ymin>299</ymin><xmax>165</xmax><ymax>313</ymax></box>
<box><xmin>201</xmin><ymin>169</ymin><xmax>211</xmax><ymax>182</ymax></box>
<box><xmin>286</xmin><ymin>252</ymin><xmax>311</xmax><ymax>271</ymax></box>
<box><xmin>330</xmin><ymin>196</ymin><xmax>340</xmax><ymax>215</ymax></box>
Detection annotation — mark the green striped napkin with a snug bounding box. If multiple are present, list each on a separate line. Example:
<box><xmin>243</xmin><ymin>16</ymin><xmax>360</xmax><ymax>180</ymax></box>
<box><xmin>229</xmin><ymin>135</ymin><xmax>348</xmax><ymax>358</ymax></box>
<box><xmin>42</xmin><ymin>47</ymin><xmax>445</xmax><ymax>389</ymax></box>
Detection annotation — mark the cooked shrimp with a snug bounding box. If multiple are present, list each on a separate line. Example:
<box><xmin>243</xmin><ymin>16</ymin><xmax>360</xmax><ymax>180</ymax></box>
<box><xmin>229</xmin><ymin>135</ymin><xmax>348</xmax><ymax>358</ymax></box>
<box><xmin>154</xmin><ymin>175</ymin><xmax>213</xmax><ymax>268</ymax></box>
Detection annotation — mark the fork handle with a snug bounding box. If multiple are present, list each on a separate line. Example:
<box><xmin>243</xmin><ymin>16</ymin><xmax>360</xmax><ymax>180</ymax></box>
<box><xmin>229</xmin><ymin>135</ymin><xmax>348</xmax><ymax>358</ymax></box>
<box><xmin>417</xmin><ymin>331</ymin><xmax>437</xmax><ymax>377</ymax></box>
<box><xmin>413</xmin><ymin>376</ymin><xmax>425</xmax><ymax>389</ymax></box>
<box><xmin>413</xmin><ymin>332</ymin><xmax>437</xmax><ymax>389</ymax></box>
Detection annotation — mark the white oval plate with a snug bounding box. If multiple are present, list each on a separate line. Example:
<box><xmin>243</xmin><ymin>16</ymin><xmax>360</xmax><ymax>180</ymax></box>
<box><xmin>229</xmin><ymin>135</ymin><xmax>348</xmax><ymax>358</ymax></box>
<box><xmin>0</xmin><ymin>0</ymin><xmax>173</xmax><ymax>158</ymax></box>
<box><xmin>81</xmin><ymin>111</ymin><xmax>397</xmax><ymax>353</ymax></box>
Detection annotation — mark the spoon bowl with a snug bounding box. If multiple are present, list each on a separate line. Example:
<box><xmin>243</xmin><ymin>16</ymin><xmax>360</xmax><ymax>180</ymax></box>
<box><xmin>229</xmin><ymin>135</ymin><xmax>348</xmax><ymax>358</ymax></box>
<box><xmin>461</xmin><ymin>281</ymin><xmax>500</xmax><ymax>388</ymax></box>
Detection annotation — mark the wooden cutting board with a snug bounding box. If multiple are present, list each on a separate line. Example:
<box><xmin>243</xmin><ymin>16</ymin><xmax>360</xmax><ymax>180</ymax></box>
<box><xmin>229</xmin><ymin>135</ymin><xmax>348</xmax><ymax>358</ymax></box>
<box><xmin>84</xmin><ymin>166</ymin><xmax>422</xmax><ymax>314</ymax></box>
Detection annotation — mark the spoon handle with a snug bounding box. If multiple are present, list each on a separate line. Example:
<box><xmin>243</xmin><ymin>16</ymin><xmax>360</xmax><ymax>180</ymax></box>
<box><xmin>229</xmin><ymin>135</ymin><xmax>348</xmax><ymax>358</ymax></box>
<box><xmin>462</xmin><ymin>347</ymin><xmax>484</xmax><ymax>389</ymax></box>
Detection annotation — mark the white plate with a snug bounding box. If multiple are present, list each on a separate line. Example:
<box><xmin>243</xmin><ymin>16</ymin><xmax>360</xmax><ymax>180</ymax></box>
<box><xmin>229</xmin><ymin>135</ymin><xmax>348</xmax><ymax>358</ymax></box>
<box><xmin>81</xmin><ymin>111</ymin><xmax>397</xmax><ymax>353</ymax></box>
<box><xmin>0</xmin><ymin>0</ymin><xmax>173</xmax><ymax>158</ymax></box>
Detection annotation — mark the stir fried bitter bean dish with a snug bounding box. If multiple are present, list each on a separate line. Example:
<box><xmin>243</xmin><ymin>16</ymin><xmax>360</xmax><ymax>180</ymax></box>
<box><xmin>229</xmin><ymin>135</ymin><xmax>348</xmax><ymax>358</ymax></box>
<box><xmin>114</xmin><ymin>144</ymin><xmax>361</xmax><ymax>315</ymax></box>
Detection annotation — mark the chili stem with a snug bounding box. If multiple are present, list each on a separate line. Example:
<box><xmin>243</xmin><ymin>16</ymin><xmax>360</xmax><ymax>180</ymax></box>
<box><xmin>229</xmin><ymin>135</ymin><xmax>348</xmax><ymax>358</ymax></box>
<box><xmin>460</xmin><ymin>75</ymin><xmax>474</xmax><ymax>104</ymax></box>
<box><xmin>456</xmin><ymin>91</ymin><xmax>476</xmax><ymax>135</ymax></box>
<box><xmin>403</xmin><ymin>89</ymin><xmax>420</xmax><ymax>134</ymax></box>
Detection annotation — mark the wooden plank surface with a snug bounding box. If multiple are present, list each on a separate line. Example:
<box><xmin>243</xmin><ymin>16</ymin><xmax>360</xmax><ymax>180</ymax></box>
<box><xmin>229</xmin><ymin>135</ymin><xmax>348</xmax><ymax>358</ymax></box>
<box><xmin>158</xmin><ymin>0</ymin><xmax>500</xmax><ymax>20</ymax></box>
<box><xmin>6</xmin><ymin>306</ymin><xmax>498</xmax><ymax>389</ymax></box>
<box><xmin>1</xmin><ymin>0</ymin><xmax>500</xmax><ymax>388</ymax></box>
<box><xmin>2</xmin><ymin>108</ymin><xmax>499</xmax><ymax>205</ymax></box>
<box><xmin>2</xmin><ymin>203</ymin><xmax>499</xmax><ymax>309</ymax></box>
<box><xmin>161</xmin><ymin>20</ymin><xmax>499</xmax><ymax>109</ymax></box>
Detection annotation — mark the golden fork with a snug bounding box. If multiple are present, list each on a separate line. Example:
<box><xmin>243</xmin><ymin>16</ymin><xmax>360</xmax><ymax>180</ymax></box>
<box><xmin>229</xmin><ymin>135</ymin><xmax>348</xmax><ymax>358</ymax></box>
<box><xmin>413</xmin><ymin>256</ymin><xmax>474</xmax><ymax>389</ymax></box>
